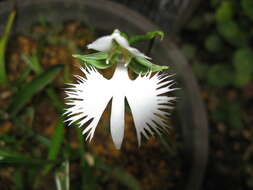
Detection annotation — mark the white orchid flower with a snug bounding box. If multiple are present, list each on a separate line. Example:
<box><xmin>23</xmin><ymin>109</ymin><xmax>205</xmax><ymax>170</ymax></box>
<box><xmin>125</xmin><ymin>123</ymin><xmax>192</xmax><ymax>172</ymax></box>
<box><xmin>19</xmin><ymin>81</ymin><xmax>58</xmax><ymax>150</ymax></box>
<box><xmin>64</xmin><ymin>30</ymin><xmax>177</xmax><ymax>149</ymax></box>
<box><xmin>87</xmin><ymin>29</ymin><xmax>151</xmax><ymax>61</ymax></box>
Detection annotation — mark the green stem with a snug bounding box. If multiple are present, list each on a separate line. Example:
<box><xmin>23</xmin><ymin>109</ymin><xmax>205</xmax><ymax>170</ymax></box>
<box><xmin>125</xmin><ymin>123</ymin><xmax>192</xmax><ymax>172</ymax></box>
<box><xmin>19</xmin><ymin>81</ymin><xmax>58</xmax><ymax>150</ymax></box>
<box><xmin>146</xmin><ymin>37</ymin><xmax>155</xmax><ymax>56</ymax></box>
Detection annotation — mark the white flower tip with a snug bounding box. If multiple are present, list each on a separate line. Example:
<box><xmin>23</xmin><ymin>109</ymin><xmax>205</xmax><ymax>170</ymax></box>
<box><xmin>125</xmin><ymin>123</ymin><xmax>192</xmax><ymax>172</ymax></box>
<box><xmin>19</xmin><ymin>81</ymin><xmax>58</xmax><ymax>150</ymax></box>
<box><xmin>115</xmin><ymin>144</ymin><xmax>121</xmax><ymax>150</ymax></box>
<box><xmin>87</xmin><ymin>44</ymin><xmax>93</xmax><ymax>49</ymax></box>
<box><xmin>113</xmin><ymin>29</ymin><xmax>120</xmax><ymax>34</ymax></box>
<box><xmin>145</xmin><ymin>55</ymin><xmax>152</xmax><ymax>60</ymax></box>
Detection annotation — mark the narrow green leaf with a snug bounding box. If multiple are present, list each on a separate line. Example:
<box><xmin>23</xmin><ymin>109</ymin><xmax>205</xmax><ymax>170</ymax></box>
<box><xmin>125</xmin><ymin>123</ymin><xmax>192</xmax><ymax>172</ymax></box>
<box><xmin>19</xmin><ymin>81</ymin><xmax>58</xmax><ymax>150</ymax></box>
<box><xmin>128</xmin><ymin>62</ymin><xmax>150</xmax><ymax>74</ymax></box>
<box><xmin>63</xmin><ymin>64</ymin><xmax>70</xmax><ymax>83</ymax></box>
<box><xmin>8</xmin><ymin>64</ymin><xmax>63</xmax><ymax>116</ymax></box>
<box><xmin>43</xmin><ymin>117</ymin><xmax>65</xmax><ymax>175</ymax></box>
<box><xmin>15</xmin><ymin>68</ymin><xmax>31</xmax><ymax>87</ymax></box>
<box><xmin>46</xmin><ymin>87</ymin><xmax>64</xmax><ymax>113</ymax></box>
<box><xmin>0</xmin><ymin>149</ymin><xmax>25</xmax><ymax>159</ymax></box>
<box><xmin>129</xmin><ymin>56</ymin><xmax>169</xmax><ymax>74</ymax></box>
<box><xmin>95</xmin><ymin>158</ymin><xmax>141</xmax><ymax>190</ymax></box>
<box><xmin>73</xmin><ymin>53</ymin><xmax>113</xmax><ymax>69</ymax></box>
<box><xmin>0</xmin><ymin>149</ymin><xmax>59</xmax><ymax>166</ymax></box>
<box><xmin>13</xmin><ymin>169</ymin><xmax>24</xmax><ymax>190</ymax></box>
<box><xmin>21</xmin><ymin>53</ymin><xmax>42</xmax><ymax>74</ymax></box>
<box><xmin>129</xmin><ymin>30</ymin><xmax>164</xmax><ymax>44</ymax></box>
<box><xmin>12</xmin><ymin>117</ymin><xmax>51</xmax><ymax>147</ymax></box>
<box><xmin>55</xmin><ymin>161</ymin><xmax>70</xmax><ymax>190</ymax></box>
<box><xmin>21</xmin><ymin>52</ymin><xmax>64</xmax><ymax>113</ymax></box>
<box><xmin>75</xmin><ymin>127</ymin><xmax>97</xmax><ymax>189</ymax></box>
<box><xmin>0</xmin><ymin>10</ymin><xmax>16</xmax><ymax>84</ymax></box>
<box><xmin>73</xmin><ymin>52</ymin><xmax>108</xmax><ymax>60</ymax></box>
<box><xmin>82</xmin><ymin>59</ymin><xmax>113</xmax><ymax>69</ymax></box>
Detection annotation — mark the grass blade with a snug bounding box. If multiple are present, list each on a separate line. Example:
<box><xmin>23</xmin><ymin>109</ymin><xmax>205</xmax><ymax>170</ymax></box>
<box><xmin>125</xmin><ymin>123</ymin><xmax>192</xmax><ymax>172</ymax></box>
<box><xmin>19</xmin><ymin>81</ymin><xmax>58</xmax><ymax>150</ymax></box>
<box><xmin>13</xmin><ymin>169</ymin><xmax>24</xmax><ymax>190</ymax></box>
<box><xmin>43</xmin><ymin>117</ymin><xmax>65</xmax><ymax>175</ymax></box>
<box><xmin>0</xmin><ymin>10</ymin><xmax>16</xmax><ymax>84</ymax></box>
<box><xmin>0</xmin><ymin>149</ymin><xmax>59</xmax><ymax>166</ymax></box>
<box><xmin>55</xmin><ymin>161</ymin><xmax>70</xmax><ymax>190</ymax></box>
<box><xmin>76</xmin><ymin>127</ymin><xmax>97</xmax><ymax>189</ymax></box>
<box><xmin>15</xmin><ymin>67</ymin><xmax>31</xmax><ymax>87</ymax></box>
<box><xmin>8</xmin><ymin>64</ymin><xmax>63</xmax><ymax>116</ymax></box>
<box><xmin>46</xmin><ymin>87</ymin><xmax>64</xmax><ymax>113</ymax></box>
<box><xmin>21</xmin><ymin>53</ymin><xmax>42</xmax><ymax>74</ymax></box>
<box><xmin>22</xmin><ymin>52</ymin><xmax>64</xmax><ymax>113</ymax></box>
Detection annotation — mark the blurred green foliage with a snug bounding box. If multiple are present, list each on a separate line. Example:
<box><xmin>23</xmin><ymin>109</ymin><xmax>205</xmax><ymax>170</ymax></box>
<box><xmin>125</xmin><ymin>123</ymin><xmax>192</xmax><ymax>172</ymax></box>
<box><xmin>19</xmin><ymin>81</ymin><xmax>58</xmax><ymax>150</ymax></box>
<box><xmin>182</xmin><ymin>1</ymin><xmax>253</xmax><ymax>188</ymax></box>
<box><xmin>186</xmin><ymin>0</ymin><xmax>253</xmax><ymax>88</ymax></box>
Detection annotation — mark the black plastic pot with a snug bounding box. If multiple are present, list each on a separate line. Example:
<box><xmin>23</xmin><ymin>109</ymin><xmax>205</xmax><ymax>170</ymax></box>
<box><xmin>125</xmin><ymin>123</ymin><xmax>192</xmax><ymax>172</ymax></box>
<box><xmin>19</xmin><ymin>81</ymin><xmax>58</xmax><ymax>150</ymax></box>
<box><xmin>0</xmin><ymin>0</ymin><xmax>208</xmax><ymax>190</ymax></box>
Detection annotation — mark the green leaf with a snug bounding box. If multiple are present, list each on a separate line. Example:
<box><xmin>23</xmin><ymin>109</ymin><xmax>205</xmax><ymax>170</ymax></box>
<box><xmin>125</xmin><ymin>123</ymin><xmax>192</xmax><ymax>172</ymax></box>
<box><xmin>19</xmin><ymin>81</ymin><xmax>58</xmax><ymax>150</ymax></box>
<box><xmin>129</xmin><ymin>56</ymin><xmax>168</xmax><ymax>74</ymax></box>
<box><xmin>81</xmin><ymin>59</ymin><xmax>113</xmax><ymax>69</ymax></box>
<box><xmin>21</xmin><ymin>51</ymin><xmax>64</xmax><ymax>113</ymax></box>
<box><xmin>233</xmin><ymin>48</ymin><xmax>253</xmax><ymax>87</ymax></box>
<box><xmin>15</xmin><ymin>68</ymin><xmax>31</xmax><ymax>87</ymax></box>
<box><xmin>0</xmin><ymin>10</ymin><xmax>16</xmax><ymax>84</ymax></box>
<box><xmin>95</xmin><ymin>158</ymin><xmax>141</xmax><ymax>190</ymax></box>
<box><xmin>0</xmin><ymin>149</ymin><xmax>26</xmax><ymax>159</ymax></box>
<box><xmin>217</xmin><ymin>20</ymin><xmax>239</xmax><ymax>39</ymax></box>
<box><xmin>43</xmin><ymin>117</ymin><xmax>65</xmax><ymax>175</ymax></box>
<box><xmin>55</xmin><ymin>161</ymin><xmax>70</xmax><ymax>190</ymax></box>
<box><xmin>73</xmin><ymin>52</ymin><xmax>108</xmax><ymax>60</ymax></box>
<box><xmin>76</xmin><ymin>127</ymin><xmax>97</xmax><ymax>189</ymax></box>
<box><xmin>241</xmin><ymin>0</ymin><xmax>253</xmax><ymax>21</ymax></box>
<box><xmin>21</xmin><ymin>53</ymin><xmax>42</xmax><ymax>74</ymax></box>
<box><xmin>0</xmin><ymin>149</ymin><xmax>59</xmax><ymax>166</ymax></box>
<box><xmin>181</xmin><ymin>44</ymin><xmax>196</xmax><ymax>59</ymax></box>
<box><xmin>129</xmin><ymin>30</ymin><xmax>164</xmax><ymax>44</ymax></box>
<box><xmin>8</xmin><ymin>64</ymin><xmax>63</xmax><ymax>116</ymax></box>
<box><xmin>215</xmin><ymin>1</ymin><xmax>234</xmax><ymax>22</ymax></box>
<box><xmin>205</xmin><ymin>34</ymin><xmax>223</xmax><ymax>53</ymax></box>
<box><xmin>217</xmin><ymin>21</ymin><xmax>248</xmax><ymax>47</ymax></box>
<box><xmin>46</xmin><ymin>87</ymin><xmax>64</xmax><ymax>113</ymax></box>
<box><xmin>13</xmin><ymin>169</ymin><xmax>24</xmax><ymax>190</ymax></box>
<box><xmin>12</xmin><ymin>117</ymin><xmax>51</xmax><ymax>147</ymax></box>
<box><xmin>207</xmin><ymin>64</ymin><xmax>233</xmax><ymax>88</ymax></box>
<box><xmin>128</xmin><ymin>62</ymin><xmax>150</xmax><ymax>74</ymax></box>
<box><xmin>73</xmin><ymin>53</ymin><xmax>114</xmax><ymax>69</ymax></box>
<box><xmin>192</xmin><ymin>62</ymin><xmax>209</xmax><ymax>80</ymax></box>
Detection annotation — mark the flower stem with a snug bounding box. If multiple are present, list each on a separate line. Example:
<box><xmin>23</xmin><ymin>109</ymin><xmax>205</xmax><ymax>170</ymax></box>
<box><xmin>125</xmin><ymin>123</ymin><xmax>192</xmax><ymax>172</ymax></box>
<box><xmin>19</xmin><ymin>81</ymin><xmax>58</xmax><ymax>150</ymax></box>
<box><xmin>146</xmin><ymin>37</ymin><xmax>155</xmax><ymax>57</ymax></box>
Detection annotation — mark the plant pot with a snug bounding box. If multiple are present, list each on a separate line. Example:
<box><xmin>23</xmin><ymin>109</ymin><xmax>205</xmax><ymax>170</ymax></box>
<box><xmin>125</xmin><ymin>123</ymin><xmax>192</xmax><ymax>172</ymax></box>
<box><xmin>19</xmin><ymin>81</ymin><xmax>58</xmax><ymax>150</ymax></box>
<box><xmin>0</xmin><ymin>0</ymin><xmax>208</xmax><ymax>190</ymax></box>
<box><xmin>108</xmin><ymin>0</ymin><xmax>201</xmax><ymax>33</ymax></box>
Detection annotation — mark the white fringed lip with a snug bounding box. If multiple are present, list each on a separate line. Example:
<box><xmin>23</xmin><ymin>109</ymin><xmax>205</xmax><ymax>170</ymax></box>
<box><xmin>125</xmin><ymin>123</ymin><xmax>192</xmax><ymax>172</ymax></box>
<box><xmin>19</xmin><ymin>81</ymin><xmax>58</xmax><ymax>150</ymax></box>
<box><xmin>64</xmin><ymin>64</ymin><xmax>177</xmax><ymax>149</ymax></box>
<box><xmin>65</xmin><ymin>29</ymin><xmax>178</xmax><ymax>149</ymax></box>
